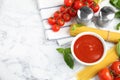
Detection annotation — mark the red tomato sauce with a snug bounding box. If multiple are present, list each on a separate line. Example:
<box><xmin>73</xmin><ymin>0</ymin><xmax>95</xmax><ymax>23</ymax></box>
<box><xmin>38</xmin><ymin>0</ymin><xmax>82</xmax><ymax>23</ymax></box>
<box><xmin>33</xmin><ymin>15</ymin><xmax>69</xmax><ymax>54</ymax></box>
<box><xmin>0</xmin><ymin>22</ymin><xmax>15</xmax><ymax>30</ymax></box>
<box><xmin>74</xmin><ymin>35</ymin><xmax>104</xmax><ymax>63</ymax></box>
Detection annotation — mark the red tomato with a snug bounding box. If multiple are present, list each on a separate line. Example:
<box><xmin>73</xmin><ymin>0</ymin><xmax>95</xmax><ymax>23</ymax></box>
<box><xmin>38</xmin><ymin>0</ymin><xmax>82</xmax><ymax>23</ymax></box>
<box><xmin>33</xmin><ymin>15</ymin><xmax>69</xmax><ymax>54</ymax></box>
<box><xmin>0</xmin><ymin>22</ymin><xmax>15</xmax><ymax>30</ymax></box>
<box><xmin>56</xmin><ymin>18</ymin><xmax>65</xmax><ymax>26</ymax></box>
<box><xmin>82</xmin><ymin>0</ymin><xmax>87</xmax><ymax>1</ymax></box>
<box><xmin>73</xmin><ymin>0</ymin><xmax>84</xmax><ymax>10</ymax></box>
<box><xmin>52</xmin><ymin>24</ymin><xmax>60</xmax><ymax>32</ymax></box>
<box><xmin>64</xmin><ymin>0</ymin><xmax>74</xmax><ymax>7</ymax></box>
<box><xmin>63</xmin><ymin>13</ymin><xmax>71</xmax><ymax>22</ymax></box>
<box><xmin>86</xmin><ymin>0</ymin><xmax>94</xmax><ymax>7</ymax></box>
<box><xmin>83</xmin><ymin>2</ymin><xmax>90</xmax><ymax>7</ymax></box>
<box><xmin>83</xmin><ymin>1</ymin><xmax>89</xmax><ymax>6</ymax></box>
<box><xmin>111</xmin><ymin>61</ymin><xmax>120</xmax><ymax>75</ymax></box>
<box><xmin>90</xmin><ymin>2</ymin><xmax>99</xmax><ymax>13</ymax></box>
<box><xmin>98</xmin><ymin>68</ymin><xmax>113</xmax><ymax>80</ymax></box>
<box><xmin>68</xmin><ymin>8</ymin><xmax>77</xmax><ymax>17</ymax></box>
<box><xmin>60</xmin><ymin>5</ymin><xmax>69</xmax><ymax>14</ymax></box>
<box><xmin>87</xmin><ymin>0</ymin><xmax>94</xmax><ymax>4</ymax></box>
<box><xmin>54</xmin><ymin>11</ymin><xmax>62</xmax><ymax>19</ymax></box>
<box><xmin>48</xmin><ymin>17</ymin><xmax>56</xmax><ymax>25</ymax></box>
<box><xmin>60</xmin><ymin>5</ymin><xmax>67</xmax><ymax>12</ymax></box>
<box><xmin>114</xmin><ymin>77</ymin><xmax>120</xmax><ymax>80</ymax></box>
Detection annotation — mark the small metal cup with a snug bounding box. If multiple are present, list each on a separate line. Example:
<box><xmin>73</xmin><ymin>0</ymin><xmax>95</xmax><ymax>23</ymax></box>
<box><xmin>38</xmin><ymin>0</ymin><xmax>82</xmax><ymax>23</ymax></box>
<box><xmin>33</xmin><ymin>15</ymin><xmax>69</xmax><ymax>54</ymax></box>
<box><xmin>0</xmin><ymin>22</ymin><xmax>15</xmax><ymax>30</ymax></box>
<box><xmin>77</xmin><ymin>6</ymin><xmax>94</xmax><ymax>25</ymax></box>
<box><xmin>96</xmin><ymin>6</ymin><xmax>115</xmax><ymax>27</ymax></box>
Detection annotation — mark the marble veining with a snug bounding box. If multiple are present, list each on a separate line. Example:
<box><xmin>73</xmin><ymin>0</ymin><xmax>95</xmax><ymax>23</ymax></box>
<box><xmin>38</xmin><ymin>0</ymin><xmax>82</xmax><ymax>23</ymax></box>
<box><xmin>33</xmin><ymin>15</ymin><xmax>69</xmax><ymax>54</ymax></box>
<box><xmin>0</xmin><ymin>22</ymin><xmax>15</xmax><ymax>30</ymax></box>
<box><xmin>0</xmin><ymin>0</ymin><xmax>115</xmax><ymax>80</ymax></box>
<box><xmin>0</xmin><ymin>0</ymin><xmax>83</xmax><ymax>80</ymax></box>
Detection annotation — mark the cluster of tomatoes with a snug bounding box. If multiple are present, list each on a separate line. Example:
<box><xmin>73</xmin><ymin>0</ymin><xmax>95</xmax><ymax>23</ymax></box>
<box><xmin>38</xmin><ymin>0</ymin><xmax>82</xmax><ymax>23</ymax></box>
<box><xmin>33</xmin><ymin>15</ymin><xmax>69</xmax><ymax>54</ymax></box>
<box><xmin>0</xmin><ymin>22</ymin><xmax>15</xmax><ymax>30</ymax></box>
<box><xmin>48</xmin><ymin>0</ymin><xmax>99</xmax><ymax>32</ymax></box>
<box><xmin>98</xmin><ymin>61</ymin><xmax>120</xmax><ymax>80</ymax></box>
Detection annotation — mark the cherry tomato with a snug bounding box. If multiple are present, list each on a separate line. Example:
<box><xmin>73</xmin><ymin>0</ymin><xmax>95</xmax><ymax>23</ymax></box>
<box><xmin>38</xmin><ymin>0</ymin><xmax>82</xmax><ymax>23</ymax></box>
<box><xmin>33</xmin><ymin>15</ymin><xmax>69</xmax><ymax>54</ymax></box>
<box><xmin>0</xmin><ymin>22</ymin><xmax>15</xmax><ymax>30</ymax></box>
<box><xmin>64</xmin><ymin>0</ymin><xmax>74</xmax><ymax>7</ymax></box>
<box><xmin>111</xmin><ymin>61</ymin><xmax>120</xmax><ymax>75</ymax></box>
<box><xmin>86</xmin><ymin>0</ymin><xmax>94</xmax><ymax>7</ymax></box>
<box><xmin>73</xmin><ymin>0</ymin><xmax>84</xmax><ymax>10</ymax></box>
<box><xmin>54</xmin><ymin>11</ymin><xmax>62</xmax><ymax>19</ymax></box>
<box><xmin>68</xmin><ymin>8</ymin><xmax>77</xmax><ymax>17</ymax></box>
<box><xmin>87</xmin><ymin>0</ymin><xmax>94</xmax><ymax>4</ymax></box>
<box><xmin>82</xmin><ymin>0</ymin><xmax>93</xmax><ymax>6</ymax></box>
<box><xmin>56</xmin><ymin>18</ymin><xmax>65</xmax><ymax>26</ymax></box>
<box><xmin>52</xmin><ymin>24</ymin><xmax>60</xmax><ymax>32</ymax></box>
<box><xmin>90</xmin><ymin>2</ymin><xmax>99</xmax><ymax>13</ymax></box>
<box><xmin>83</xmin><ymin>2</ymin><xmax>90</xmax><ymax>7</ymax></box>
<box><xmin>48</xmin><ymin>17</ymin><xmax>56</xmax><ymax>25</ymax></box>
<box><xmin>114</xmin><ymin>77</ymin><xmax>120</xmax><ymax>80</ymax></box>
<box><xmin>60</xmin><ymin>5</ymin><xmax>69</xmax><ymax>14</ymax></box>
<box><xmin>60</xmin><ymin>5</ymin><xmax>67</xmax><ymax>12</ymax></box>
<box><xmin>63</xmin><ymin>13</ymin><xmax>71</xmax><ymax>22</ymax></box>
<box><xmin>98</xmin><ymin>68</ymin><xmax>113</xmax><ymax>80</ymax></box>
<box><xmin>82</xmin><ymin>0</ymin><xmax>87</xmax><ymax>1</ymax></box>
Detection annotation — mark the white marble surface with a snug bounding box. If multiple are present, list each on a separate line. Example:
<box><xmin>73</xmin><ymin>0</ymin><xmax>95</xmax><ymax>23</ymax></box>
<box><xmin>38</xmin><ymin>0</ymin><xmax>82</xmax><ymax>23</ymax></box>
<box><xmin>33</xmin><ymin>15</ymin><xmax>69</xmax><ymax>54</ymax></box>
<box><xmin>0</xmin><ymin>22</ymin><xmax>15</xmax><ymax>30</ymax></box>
<box><xmin>0</xmin><ymin>0</ymin><xmax>84</xmax><ymax>80</ymax></box>
<box><xmin>0</xmin><ymin>0</ymin><xmax>118</xmax><ymax>80</ymax></box>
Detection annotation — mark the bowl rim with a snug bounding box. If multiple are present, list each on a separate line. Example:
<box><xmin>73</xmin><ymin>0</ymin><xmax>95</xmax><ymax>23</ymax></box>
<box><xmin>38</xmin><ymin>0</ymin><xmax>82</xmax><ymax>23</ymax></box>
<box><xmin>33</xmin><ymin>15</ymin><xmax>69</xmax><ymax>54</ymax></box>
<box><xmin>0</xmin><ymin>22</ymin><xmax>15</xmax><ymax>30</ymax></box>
<box><xmin>71</xmin><ymin>32</ymin><xmax>107</xmax><ymax>66</ymax></box>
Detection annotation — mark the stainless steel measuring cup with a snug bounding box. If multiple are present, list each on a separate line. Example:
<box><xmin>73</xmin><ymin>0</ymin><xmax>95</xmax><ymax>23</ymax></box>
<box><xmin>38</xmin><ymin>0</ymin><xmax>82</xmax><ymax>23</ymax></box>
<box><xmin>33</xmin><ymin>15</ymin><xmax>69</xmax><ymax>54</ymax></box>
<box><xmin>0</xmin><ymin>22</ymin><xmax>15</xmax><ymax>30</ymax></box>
<box><xmin>95</xmin><ymin>6</ymin><xmax>115</xmax><ymax>27</ymax></box>
<box><xmin>76</xmin><ymin>6</ymin><xmax>94</xmax><ymax>25</ymax></box>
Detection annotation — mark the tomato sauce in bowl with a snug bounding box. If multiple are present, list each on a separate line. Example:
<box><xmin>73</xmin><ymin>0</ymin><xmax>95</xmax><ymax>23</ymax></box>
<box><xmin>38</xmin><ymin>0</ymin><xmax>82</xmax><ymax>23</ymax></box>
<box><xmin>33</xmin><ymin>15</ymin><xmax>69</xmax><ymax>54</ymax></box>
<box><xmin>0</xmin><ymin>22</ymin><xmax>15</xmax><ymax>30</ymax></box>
<box><xmin>71</xmin><ymin>32</ymin><xmax>106</xmax><ymax>65</ymax></box>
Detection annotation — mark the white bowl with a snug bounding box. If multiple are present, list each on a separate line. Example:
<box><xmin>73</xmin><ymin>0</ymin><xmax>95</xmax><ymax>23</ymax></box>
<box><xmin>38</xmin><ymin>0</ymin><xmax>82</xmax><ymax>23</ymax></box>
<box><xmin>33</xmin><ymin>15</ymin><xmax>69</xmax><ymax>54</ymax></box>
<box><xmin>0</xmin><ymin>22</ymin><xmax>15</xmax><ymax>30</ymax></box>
<box><xmin>71</xmin><ymin>32</ymin><xmax>107</xmax><ymax>66</ymax></box>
